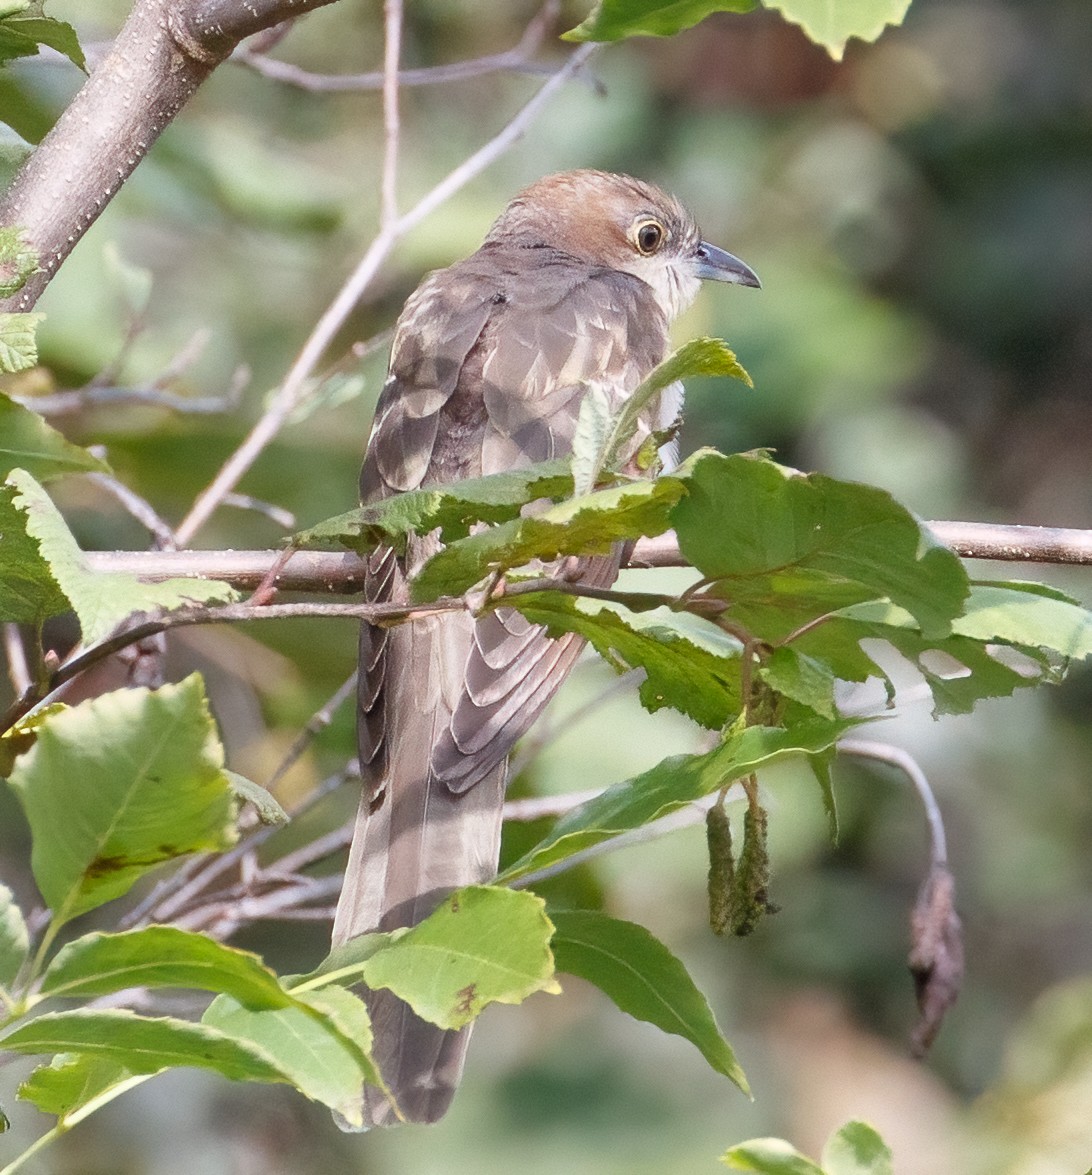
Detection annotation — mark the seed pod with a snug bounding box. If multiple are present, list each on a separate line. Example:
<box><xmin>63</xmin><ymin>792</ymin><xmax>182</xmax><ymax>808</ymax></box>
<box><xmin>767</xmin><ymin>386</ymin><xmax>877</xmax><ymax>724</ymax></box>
<box><xmin>730</xmin><ymin>800</ymin><xmax>777</xmax><ymax>936</ymax></box>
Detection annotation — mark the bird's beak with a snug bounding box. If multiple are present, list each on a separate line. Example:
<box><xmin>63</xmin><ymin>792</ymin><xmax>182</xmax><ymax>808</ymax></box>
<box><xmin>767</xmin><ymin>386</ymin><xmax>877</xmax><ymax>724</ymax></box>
<box><xmin>692</xmin><ymin>241</ymin><xmax>761</xmax><ymax>288</ymax></box>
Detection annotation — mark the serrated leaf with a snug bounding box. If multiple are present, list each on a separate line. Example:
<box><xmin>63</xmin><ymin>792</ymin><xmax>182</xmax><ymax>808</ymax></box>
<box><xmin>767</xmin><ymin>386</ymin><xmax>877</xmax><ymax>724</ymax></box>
<box><xmin>955</xmin><ymin>581</ymin><xmax>1092</xmax><ymax>660</ymax></box>
<box><xmin>821</xmin><ymin>1121</ymin><xmax>894</xmax><ymax>1175</ymax></box>
<box><xmin>204</xmin><ymin>989</ymin><xmax>377</xmax><ymax>1127</ymax></box>
<box><xmin>7</xmin><ymin>675</ymin><xmax>237</xmax><ymax>923</ymax></box>
<box><xmin>0</xmin><ymin>225</ymin><xmax>38</xmax><ymax>296</ymax></box>
<box><xmin>762</xmin><ymin>0</ymin><xmax>911</xmax><ymax>61</ymax></box>
<box><xmin>499</xmin><ymin>718</ymin><xmax>851</xmax><ymax>884</ymax></box>
<box><xmin>18</xmin><ymin>1054</ymin><xmax>138</xmax><ymax>1122</ymax></box>
<box><xmin>509</xmin><ymin>592</ymin><xmax>742</xmax><ymax>728</ymax></box>
<box><xmin>40</xmin><ymin>928</ymin><xmax>292</xmax><ymax>1009</ymax></box>
<box><xmin>758</xmin><ymin>646</ymin><xmax>837</xmax><ymax>719</ymax></box>
<box><xmin>2</xmin><ymin>1009</ymin><xmax>288</xmax><ymax>1084</ymax></box>
<box><xmin>0</xmin><ymin>884</ymin><xmax>28</xmax><ymax>988</ymax></box>
<box><xmin>224</xmin><ymin>770</ymin><xmax>289</xmax><ymax>825</ymax></box>
<box><xmin>360</xmin><ymin>886</ymin><xmax>559</xmax><ymax>1029</ymax></box>
<box><xmin>720</xmin><ymin>1136</ymin><xmax>825</xmax><ymax>1173</ymax></box>
<box><xmin>295</xmin><ymin>458</ymin><xmax>573</xmax><ymax>554</ymax></box>
<box><xmin>412</xmin><ymin>474</ymin><xmax>687</xmax><ymax>602</ymax></box>
<box><xmin>0</xmin><ymin>395</ymin><xmax>109</xmax><ymax>480</ymax></box>
<box><xmin>672</xmin><ymin>452</ymin><xmax>969</xmax><ymax>641</ymax></box>
<box><xmin>564</xmin><ymin>0</ymin><xmax>756</xmax><ymax>42</ymax></box>
<box><xmin>0</xmin><ymin>312</ymin><xmax>44</xmax><ymax>373</ymax></box>
<box><xmin>571</xmin><ymin>384</ymin><xmax>614</xmax><ymax>496</ymax></box>
<box><xmin>7</xmin><ymin>468</ymin><xmax>236</xmax><ymax>643</ymax></box>
<box><xmin>550</xmin><ymin>909</ymin><xmax>749</xmax><ymax>1093</ymax></box>
<box><xmin>0</xmin><ymin>481</ymin><xmax>69</xmax><ymax>625</ymax></box>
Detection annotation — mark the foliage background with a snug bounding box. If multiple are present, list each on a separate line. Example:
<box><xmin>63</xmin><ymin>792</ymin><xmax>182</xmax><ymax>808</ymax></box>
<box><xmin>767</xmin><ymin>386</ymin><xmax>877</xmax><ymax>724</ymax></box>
<box><xmin>2</xmin><ymin>0</ymin><xmax>1092</xmax><ymax>1171</ymax></box>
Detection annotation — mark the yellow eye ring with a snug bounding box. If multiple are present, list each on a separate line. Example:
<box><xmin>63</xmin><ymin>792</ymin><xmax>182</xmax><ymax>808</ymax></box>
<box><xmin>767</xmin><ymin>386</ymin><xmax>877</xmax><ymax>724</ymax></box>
<box><xmin>634</xmin><ymin>219</ymin><xmax>666</xmax><ymax>255</ymax></box>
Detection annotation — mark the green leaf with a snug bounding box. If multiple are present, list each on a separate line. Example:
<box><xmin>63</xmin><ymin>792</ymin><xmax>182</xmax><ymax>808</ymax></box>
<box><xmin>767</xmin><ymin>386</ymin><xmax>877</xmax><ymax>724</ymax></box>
<box><xmin>40</xmin><ymin>928</ymin><xmax>292</xmax><ymax>1009</ymax></box>
<box><xmin>204</xmin><ymin>988</ymin><xmax>378</xmax><ymax>1127</ymax></box>
<box><xmin>762</xmin><ymin>0</ymin><xmax>911</xmax><ymax>61</ymax></box>
<box><xmin>0</xmin><ymin>883</ymin><xmax>28</xmax><ymax>988</ymax></box>
<box><xmin>7</xmin><ymin>675</ymin><xmax>237</xmax><ymax>923</ymax></box>
<box><xmin>550</xmin><ymin>909</ymin><xmax>749</xmax><ymax>1093</ymax></box>
<box><xmin>758</xmin><ymin>646</ymin><xmax>837</xmax><ymax>720</ymax></box>
<box><xmin>295</xmin><ymin>459</ymin><xmax>573</xmax><ymax>554</ymax></box>
<box><xmin>0</xmin><ymin>395</ymin><xmax>109</xmax><ymax>480</ymax></box>
<box><xmin>0</xmin><ymin>312</ymin><xmax>44</xmax><ymax>373</ymax></box>
<box><xmin>18</xmin><ymin>1054</ymin><xmax>138</xmax><ymax>1123</ymax></box>
<box><xmin>720</xmin><ymin>1137</ymin><xmax>825</xmax><ymax>1173</ymax></box>
<box><xmin>499</xmin><ymin>718</ymin><xmax>850</xmax><ymax>884</ymax></box>
<box><xmin>224</xmin><ymin>770</ymin><xmax>289</xmax><ymax>825</ymax></box>
<box><xmin>0</xmin><ymin>481</ymin><xmax>69</xmax><ymax>625</ymax></box>
<box><xmin>0</xmin><ymin>703</ymin><xmax>65</xmax><ymax>776</ymax></box>
<box><xmin>564</xmin><ymin>0</ymin><xmax>756</xmax><ymax>42</ymax></box>
<box><xmin>807</xmin><ymin>748</ymin><xmax>838</xmax><ymax>843</ymax></box>
<box><xmin>1</xmin><ymin>1009</ymin><xmax>287</xmax><ymax>1084</ymax></box>
<box><xmin>412</xmin><ymin>474</ymin><xmax>687</xmax><ymax>602</ymax></box>
<box><xmin>360</xmin><ymin>886</ymin><xmax>559</xmax><ymax>1029</ymax></box>
<box><xmin>0</xmin><ymin>225</ymin><xmax>38</xmax><ymax>297</ymax></box>
<box><xmin>6</xmin><ymin>468</ymin><xmax>237</xmax><ymax>643</ymax></box>
<box><xmin>509</xmin><ymin>593</ymin><xmax>742</xmax><ymax>728</ymax></box>
<box><xmin>955</xmin><ymin>581</ymin><xmax>1092</xmax><ymax>660</ymax></box>
<box><xmin>0</xmin><ymin>3</ymin><xmax>31</xmax><ymax>20</ymax></box>
<box><xmin>821</xmin><ymin>1121</ymin><xmax>894</xmax><ymax>1175</ymax></box>
<box><xmin>672</xmin><ymin>452</ymin><xmax>969</xmax><ymax>641</ymax></box>
<box><xmin>3</xmin><ymin>15</ymin><xmax>85</xmax><ymax>71</ymax></box>
<box><xmin>575</xmin><ymin>338</ymin><xmax>753</xmax><ymax>490</ymax></box>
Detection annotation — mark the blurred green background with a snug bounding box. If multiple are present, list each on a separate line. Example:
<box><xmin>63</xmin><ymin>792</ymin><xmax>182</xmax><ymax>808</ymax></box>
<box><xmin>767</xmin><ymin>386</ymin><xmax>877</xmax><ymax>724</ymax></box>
<box><xmin>2</xmin><ymin>1</ymin><xmax>1092</xmax><ymax>1171</ymax></box>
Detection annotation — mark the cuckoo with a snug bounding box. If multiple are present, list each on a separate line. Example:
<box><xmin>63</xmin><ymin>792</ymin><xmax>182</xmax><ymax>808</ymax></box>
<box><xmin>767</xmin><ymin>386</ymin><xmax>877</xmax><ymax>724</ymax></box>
<box><xmin>332</xmin><ymin>169</ymin><xmax>759</xmax><ymax>1127</ymax></box>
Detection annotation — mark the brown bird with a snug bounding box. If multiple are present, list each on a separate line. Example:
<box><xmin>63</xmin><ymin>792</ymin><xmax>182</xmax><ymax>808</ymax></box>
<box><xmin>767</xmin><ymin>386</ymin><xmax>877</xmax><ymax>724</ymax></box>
<box><xmin>331</xmin><ymin>169</ymin><xmax>759</xmax><ymax>1128</ymax></box>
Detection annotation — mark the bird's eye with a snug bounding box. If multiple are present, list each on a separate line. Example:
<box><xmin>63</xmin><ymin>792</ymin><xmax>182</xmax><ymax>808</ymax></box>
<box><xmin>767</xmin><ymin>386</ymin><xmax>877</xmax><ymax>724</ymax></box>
<box><xmin>634</xmin><ymin>220</ymin><xmax>665</xmax><ymax>255</ymax></box>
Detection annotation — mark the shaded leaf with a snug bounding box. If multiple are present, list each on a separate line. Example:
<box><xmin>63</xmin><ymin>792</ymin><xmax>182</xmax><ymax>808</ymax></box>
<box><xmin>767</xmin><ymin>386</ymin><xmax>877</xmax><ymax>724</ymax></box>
<box><xmin>18</xmin><ymin>1054</ymin><xmax>138</xmax><ymax>1123</ymax></box>
<box><xmin>7</xmin><ymin>469</ymin><xmax>236</xmax><ymax>643</ymax></box>
<box><xmin>7</xmin><ymin>675</ymin><xmax>237</xmax><ymax>923</ymax></box>
<box><xmin>763</xmin><ymin>0</ymin><xmax>912</xmax><ymax>61</ymax></box>
<box><xmin>0</xmin><ymin>480</ymin><xmax>69</xmax><ymax>625</ymax></box>
<box><xmin>759</xmin><ymin>646</ymin><xmax>837</xmax><ymax>720</ymax></box>
<box><xmin>0</xmin><ymin>883</ymin><xmax>28</xmax><ymax>988</ymax></box>
<box><xmin>499</xmin><ymin>718</ymin><xmax>851</xmax><ymax>884</ymax></box>
<box><xmin>0</xmin><ymin>703</ymin><xmax>66</xmax><ymax>776</ymax></box>
<box><xmin>0</xmin><ymin>224</ymin><xmax>38</xmax><ymax>297</ymax></box>
<box><xmin>509</xmin><ymin>593</ymin><xmax>742</xmax><ymax>728</ymax></box>
<box><xmin>41</xmin><ymin>928</ymin><xmax>292</xmax><ymax>1009</ymax></box>
<box><xmin>360</xmin><ymin>886</ymin><xmax>559</xmax><ymax>1030</ymax></box>
<box><xmin>225</xmin><ymin>770</ymin><xmax>289</xmax><ymax>825</ymax></box>
<box><xmin>3</xmin><ymin>14</ymin><xmax>85</xmax><ymax>71</ymax></box>
<box><xmin>565</xmin><ymin>0</ymin><xmax>755</xmax><ymax>42</ymax></box>
<box><xmin>1</xmin><ymin>1009</ymin><xmax>287</xmax><ymax>1084</ymax></box>
<box><xmin>0</xmin><ymin>395</ymin><xmax>109</xmax><ymax>480</ymax></box>
<box><xmin>551</xmin><ymin>908</ymin><xmax>749</xmax><ymax>1093</ymax></box>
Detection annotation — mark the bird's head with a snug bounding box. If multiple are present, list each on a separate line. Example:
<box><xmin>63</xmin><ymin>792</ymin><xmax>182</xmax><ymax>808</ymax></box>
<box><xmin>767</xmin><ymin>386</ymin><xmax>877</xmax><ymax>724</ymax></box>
<box><xmin>485</xmin><ymin>169</ymin><xmax>759</xmax><ymax>321</ymax></box>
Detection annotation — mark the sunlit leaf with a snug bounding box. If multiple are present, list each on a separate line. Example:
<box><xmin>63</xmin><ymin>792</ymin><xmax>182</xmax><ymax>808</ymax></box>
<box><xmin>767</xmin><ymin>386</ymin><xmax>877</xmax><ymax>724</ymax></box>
<box><xmin>720</xmin><ymin>1136</ymin><xmax>825</xmax><ymax>1173</ymax></box>
<box><xmin>551</xmin><ymin>909</ymin><xmax>749</xmax><ymax>1092</ymax></box>
<box><xmin>41</xmin><ymin>928</ymin><xmax>292</xmax><ymax>1009</ymax></box>
<box><xmin>18</xmin><ymin>1054</ymin><xmax>139</xmax><ymax>1123</ymax></box>
<box><xmin>360</xmin><ymin>886</ymin><xmax>559</xmax><ymax>1029</ymax></box>
<box><xmin>762</xmin><ymin>0</ymin><xmax>911</xmax><ymax>61</ymax></box>
<box><xmin>564</xmin><ymin>0</ymin><xmax>756</xmax><ymax>42</ymax></box>
<box><xmin>0</xmin><ymin>312</ymin><xmax>44</xmax><ymax>373</ymax></box>
<box><xmin>0</xmin><ymin>884</ymin><xmax>28</xmax><ymax>989</ymax></box>
<box><xmin>7</xmin><ymin>675</ymin><xmax>237</xmax><ymax>923</ymax></box>
<box><xmin>7</xmin><ymin>469</ymin><xmax>236</xmax><ymax>643</ymax></box>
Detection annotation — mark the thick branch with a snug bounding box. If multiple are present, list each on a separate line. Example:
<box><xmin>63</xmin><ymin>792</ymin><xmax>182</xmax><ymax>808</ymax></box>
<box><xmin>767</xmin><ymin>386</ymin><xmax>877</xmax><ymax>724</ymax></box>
<box><xmin>0</xmin><ymin>0</ymin><xmax>340</xmax><ymax>310</ymax></box>
<box><xmin>79</xmin><ymin>516</ymin><xmax>1092</xmax><ymax>593</ymax></box>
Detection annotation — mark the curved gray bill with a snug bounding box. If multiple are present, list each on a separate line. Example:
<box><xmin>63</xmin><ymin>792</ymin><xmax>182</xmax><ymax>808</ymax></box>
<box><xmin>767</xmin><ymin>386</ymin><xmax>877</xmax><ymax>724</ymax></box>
<box><xmin>693</xmin><ymin>241</ymin><xmax>761</xmax><ymax>288</ymax></box>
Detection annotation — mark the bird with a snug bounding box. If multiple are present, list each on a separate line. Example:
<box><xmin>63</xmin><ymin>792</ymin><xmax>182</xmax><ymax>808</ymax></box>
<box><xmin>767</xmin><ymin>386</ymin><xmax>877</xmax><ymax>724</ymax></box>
<box><xmin>331</xmin><ymin>169</ymin><xmax>759</xmax><ymax>1128</ymax></box>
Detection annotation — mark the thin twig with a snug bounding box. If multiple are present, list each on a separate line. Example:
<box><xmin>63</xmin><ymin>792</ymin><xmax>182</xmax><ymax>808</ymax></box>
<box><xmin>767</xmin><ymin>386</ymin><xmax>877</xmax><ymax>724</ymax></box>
<box><xmin>838</xmin><ymin>738</ymin><xmax>947</xmax><ymax>866</ymax></box>
<box><xmin>16</xmin><ymin>371</ymin><xmax>248</xmax><ymax>417</ymax></box>
<box><xmin>265</xmin><ymin>671</ymin><xmax>358</xmax><ymax>793</ymax></box>
<box><xmin>380</xmin><ymin>0</ymin><xmax>402</xmax><ymax>231</ymax></box>
<box><xmin>86</xmin><ymin>472</ymin><xmax>177</xmax><ymax>550</ymax></box>
<box><xmin>172</xmin><ymin>42</ymin><xmax>599</xmax><ymax>547</ymax></box>
<box><xmin>233</xmin><ymin>0</ymin><xmax>560</xmax><ymax>92</ymax></box>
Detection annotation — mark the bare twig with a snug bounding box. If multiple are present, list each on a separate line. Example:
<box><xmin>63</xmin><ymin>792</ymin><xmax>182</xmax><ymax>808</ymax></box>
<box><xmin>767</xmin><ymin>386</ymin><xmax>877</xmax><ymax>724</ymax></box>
<box><xmin>265</xmin><ymin>671</ymin><xmax>358</xmax><ymax>792</ymax></box>
<box><xmin>172</xmin><ymin>42</ymin><xmax>599</xmax><ymax>547</ymax></box>
<box><xmin>380</xmin><ymin>0</ymin><xmax>402</xmax><ymax>231</ymax></box>
<box><xmin>221</xmin><ymin>494</ymin><xmax>296</xmax><ymax>530</ymax></box>
<box><xmin>16</xmin><ymin>370</ymin><xmax>249</xmax><ymax>418</ymax></box>
<box><xmin>86</xmin><ymin>472</ymin><xmax>177</xmax><ymax>550</ymax></box>
<box><xmin>235</xmin><ymin>1</ymin><xmax>561</xmax><ymax>91</ymax></box>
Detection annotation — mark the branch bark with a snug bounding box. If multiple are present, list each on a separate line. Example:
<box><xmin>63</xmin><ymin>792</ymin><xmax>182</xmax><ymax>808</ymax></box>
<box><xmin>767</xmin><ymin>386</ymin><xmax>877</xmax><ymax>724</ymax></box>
<box><xmin>0</xmin><ymin>0</ymin><xmax>341</xmax><ymax>311</ymax></box>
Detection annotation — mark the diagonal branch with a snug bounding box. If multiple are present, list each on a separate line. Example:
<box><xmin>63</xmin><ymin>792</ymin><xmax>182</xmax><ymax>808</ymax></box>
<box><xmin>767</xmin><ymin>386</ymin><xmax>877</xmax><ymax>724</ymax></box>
<box><xmin>0</xmin><ymin>0</ymin><xmax>342</xmax><ymax>312</ymax></box>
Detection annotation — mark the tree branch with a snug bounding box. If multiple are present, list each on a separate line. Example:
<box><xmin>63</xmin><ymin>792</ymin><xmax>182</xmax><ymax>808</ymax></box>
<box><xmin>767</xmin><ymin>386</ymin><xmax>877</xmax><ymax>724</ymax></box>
<box><xmin>0</xmin><ymin>0</ymin><xmax>341</xmax><ymax>311</ymax></box>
